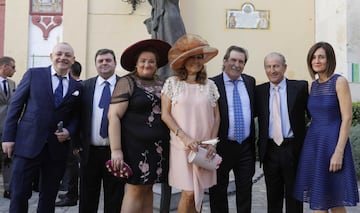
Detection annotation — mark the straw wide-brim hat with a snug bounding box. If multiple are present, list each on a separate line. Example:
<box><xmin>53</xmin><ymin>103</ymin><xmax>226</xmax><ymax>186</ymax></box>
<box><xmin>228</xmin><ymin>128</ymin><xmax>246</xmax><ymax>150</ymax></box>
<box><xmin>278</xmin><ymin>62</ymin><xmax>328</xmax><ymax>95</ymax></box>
<box><xmin>120</xmin><ymin>39</ymin><xmax>171</xmax><ymax>71</ymax></box>
<box><xmin>168</xmin><ymin>34</ymin><xmax>218</xmax><ymax>71</ymax></box>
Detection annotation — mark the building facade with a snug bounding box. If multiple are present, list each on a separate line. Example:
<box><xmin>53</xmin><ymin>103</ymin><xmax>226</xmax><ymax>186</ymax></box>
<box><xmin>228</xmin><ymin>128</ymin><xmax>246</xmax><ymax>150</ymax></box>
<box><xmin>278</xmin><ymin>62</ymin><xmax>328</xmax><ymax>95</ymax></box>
<box><xmin>1</xmin><ymin>0</ymin><xmax>359</xmax><ymax>100</ymax></box>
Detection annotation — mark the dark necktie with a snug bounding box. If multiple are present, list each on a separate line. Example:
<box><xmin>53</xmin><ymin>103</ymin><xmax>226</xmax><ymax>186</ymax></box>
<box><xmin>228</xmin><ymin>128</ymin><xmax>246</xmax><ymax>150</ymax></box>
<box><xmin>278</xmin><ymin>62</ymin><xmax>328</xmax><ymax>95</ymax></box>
<box><xmin>2</xmin><ymin>80</ymin><xmax>8</xmax><ymax>96</ymax></box>
<box><xmin>99</xmin><ymin>81</ymin><xmax>111</xmax><ymax>138</ymax></box>
<box><xmin>232</xmin><ymin>80</ymin><xmax>245</xmax><ymax>143</ymax></box>
<box><xmin>54</xmin><ymin>74</ymin><xmax>64</xmax><ymax>107</ymax></box>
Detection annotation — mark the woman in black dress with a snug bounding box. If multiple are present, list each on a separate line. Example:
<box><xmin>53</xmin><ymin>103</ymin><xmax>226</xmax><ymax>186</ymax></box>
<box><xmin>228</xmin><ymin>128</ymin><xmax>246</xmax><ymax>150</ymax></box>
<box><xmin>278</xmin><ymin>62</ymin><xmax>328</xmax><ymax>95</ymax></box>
<box><xmin>108</xmin><ymin>39</ymin><xmax>171</xmax><ymax>212</ymax></box>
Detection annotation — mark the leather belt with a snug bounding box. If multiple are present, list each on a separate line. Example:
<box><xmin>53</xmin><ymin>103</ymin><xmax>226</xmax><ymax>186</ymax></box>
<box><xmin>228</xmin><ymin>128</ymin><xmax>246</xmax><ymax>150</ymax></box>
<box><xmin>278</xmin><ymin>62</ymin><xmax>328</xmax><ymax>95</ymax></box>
<box><xmin>268</xmin><ymin>138</ymin><xmax>295</xmax><ymax>144</ymax></box>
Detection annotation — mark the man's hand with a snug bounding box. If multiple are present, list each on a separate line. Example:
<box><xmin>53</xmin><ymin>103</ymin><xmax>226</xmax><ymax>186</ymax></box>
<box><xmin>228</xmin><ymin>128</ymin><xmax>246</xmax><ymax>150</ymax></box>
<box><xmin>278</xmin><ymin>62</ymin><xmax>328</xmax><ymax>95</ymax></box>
<box><xmin>2</xmin><ymin>142</ymin><xmax>15</xmax><ymax>158</ymax></box>
<box><xmin>54</xmin><ymin>128</ymin><xmax>70</xmax><ymax>143</ymax></box>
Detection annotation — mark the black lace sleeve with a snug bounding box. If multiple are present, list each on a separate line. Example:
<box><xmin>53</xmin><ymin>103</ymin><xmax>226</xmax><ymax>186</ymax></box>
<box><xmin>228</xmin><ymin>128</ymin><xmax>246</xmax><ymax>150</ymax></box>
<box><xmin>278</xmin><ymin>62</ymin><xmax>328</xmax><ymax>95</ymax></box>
<box><xmin>110</xmin><ymin>74</ymin><xmax>134</xmax><ymax>104</ymax></box>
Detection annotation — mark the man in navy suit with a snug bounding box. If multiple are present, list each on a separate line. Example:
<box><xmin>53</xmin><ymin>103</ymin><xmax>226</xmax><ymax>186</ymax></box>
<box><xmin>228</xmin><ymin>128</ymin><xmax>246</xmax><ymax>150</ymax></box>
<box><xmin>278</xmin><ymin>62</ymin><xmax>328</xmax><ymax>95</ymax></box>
<box><xmin>209</xmin><ymin>45</ymin><xmax>256</xmax><ymax>213</ymax></box>
<box><xmin>1</xmin><ymin>42</ymin><xmax>82</xmax><ymax>213</ymax></box>
<box><xmin>255</xmin><ymin>52</ymin><xmax>308</xmax><ymax>213</ymax></box>
<box><xmin>78</xmin><ymin>49</ymin><xmax>124</xmax><ymax>213</ymax></box>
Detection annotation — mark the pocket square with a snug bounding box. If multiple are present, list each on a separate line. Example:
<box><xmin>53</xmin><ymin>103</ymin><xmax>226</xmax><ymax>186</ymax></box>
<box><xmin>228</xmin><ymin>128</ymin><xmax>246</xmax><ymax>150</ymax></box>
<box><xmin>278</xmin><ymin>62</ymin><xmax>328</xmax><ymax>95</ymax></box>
<box><xmin>105</xmin><ymin>160</ymin><xmax>133</xmax><ymax>179</ymax></box>
<box><xmin>71</xmin><ymin>90</ymin><xmax>79</xmax><ymax>96</ymax></box>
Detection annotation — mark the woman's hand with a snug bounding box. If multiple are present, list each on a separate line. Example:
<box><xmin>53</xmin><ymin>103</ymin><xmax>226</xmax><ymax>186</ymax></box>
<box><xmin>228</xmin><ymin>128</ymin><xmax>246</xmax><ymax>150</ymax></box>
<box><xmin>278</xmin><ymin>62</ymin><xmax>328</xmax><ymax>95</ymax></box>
<box><xmin>111</xmin><ymin>149</ymin><xmax>124</xmax><ymax>171</ymax></box>
<box><xmin>204</xmin><ymin>144</ymin><xmax>217</xmax><ymax>159</ymax></box>
<box><xmin>329</xmin><ymin>149</ymin><xmax>344</xmax><ymax>172</ymax></box>
<box><xmin>186</xmin><ymin>140</ymin><xmax>200</xmax><ymax>152</ymax></box>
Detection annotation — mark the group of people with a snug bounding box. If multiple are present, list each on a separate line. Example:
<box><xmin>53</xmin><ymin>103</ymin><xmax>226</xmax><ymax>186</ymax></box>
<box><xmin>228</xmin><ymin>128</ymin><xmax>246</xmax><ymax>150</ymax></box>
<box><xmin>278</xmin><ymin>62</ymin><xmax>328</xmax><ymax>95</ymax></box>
<box><xmin>0</xmin><ymin>33</ymin><xmax>359</xmax><ymax>213</ymax></box>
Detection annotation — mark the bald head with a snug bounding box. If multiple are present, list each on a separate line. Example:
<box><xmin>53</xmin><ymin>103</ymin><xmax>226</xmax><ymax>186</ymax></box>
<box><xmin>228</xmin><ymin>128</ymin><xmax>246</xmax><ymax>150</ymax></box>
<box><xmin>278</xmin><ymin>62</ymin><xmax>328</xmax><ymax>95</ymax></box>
<box><xmin>50</xmin><ymin>42</ymin><xmax>75</xmax><ymax>75</ymax></box>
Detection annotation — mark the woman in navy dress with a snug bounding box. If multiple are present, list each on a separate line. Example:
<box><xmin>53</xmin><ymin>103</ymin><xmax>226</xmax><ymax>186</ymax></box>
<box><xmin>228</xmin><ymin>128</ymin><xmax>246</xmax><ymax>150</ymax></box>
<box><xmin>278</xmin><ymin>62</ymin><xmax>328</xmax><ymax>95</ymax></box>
<box><xmin>294</xmin><ymin>42</ymin><xmax>359</xmax><ymax>212</ymax></box>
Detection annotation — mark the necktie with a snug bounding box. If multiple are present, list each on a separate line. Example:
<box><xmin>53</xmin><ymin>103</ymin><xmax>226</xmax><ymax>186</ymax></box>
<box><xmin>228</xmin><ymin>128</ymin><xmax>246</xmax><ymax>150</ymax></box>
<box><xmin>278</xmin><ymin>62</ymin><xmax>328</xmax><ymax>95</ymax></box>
<box><xmin>99</xmin><ymin>81</ymin><xmax>111</xmax><ymax>138</ymax></box>
<box><xmin>54</xmin><ymin>74</ymin><xmax>64</xmax><ymax>107</ymax></box>
<box><xmin>2</xmin><ymin>80</ymin><xmax>7</xmax><ymax>96</ymax></box>
<box><xmin>272</xmin><ymin>86</ymin><xmax>283</xmax><ymax>145</ymax></box>
<box><xmin>232</xmin><ymin>80</ymin><xmax>245</xmax><ymax>143</ymax></box>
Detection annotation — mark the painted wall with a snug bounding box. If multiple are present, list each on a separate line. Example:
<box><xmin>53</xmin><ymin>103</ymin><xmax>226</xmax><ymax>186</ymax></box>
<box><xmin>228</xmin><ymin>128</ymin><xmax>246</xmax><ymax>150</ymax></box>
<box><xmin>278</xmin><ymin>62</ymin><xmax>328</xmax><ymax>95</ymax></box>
<box><xmin>3</xmin><ymin>0</ymin><xmax>315</xmax><ymax>84</ymax></box>
<box><xmin>315</xmin><ymin>0</ymin><xmax>360</xmax><ymax>101</ymax></box>
<box><xmin>180</xmin><ymin>0</ymin><xmax>314</xmax><ymax>84</ymax></box>
<box><xmin>0</xmin><ymin>0</ymin><xmax>5</xmax><ymax>57</ymax></box>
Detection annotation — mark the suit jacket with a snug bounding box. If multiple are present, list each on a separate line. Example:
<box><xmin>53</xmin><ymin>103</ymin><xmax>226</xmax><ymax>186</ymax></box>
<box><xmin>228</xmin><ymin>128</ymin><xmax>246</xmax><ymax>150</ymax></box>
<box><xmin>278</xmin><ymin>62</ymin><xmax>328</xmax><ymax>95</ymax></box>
<box><xmin>255</xmin><ymin>79</ymin><xmax>308</xmax><ymax>163</ymax></box>
<box><xmin>2</xmin><ymin>66</ymin><xmax>82</xmax><ymax>160</ymax></box>
<box><xmin>211</xmin><ymin>73</ymin><xmax>256</xmax><ymax>157</ymax></box>
<box><xmin>0</xmin><ymin>79</ymin><xmax>15</xmax><ymax>135</ymax></box>
<box><xmin>78</xmin><ymin>75</ymin><xmax>120</xmax><ymax>165</ymax></box>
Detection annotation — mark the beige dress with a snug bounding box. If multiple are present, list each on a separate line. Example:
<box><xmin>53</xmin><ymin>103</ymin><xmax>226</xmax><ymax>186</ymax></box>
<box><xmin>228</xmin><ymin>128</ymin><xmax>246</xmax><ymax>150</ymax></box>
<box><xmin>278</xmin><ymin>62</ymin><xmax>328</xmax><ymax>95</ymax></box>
<box><xmin>162</xmin><ymin>76</ymin><xmax>220</xmax><ymax>211</ymax></box>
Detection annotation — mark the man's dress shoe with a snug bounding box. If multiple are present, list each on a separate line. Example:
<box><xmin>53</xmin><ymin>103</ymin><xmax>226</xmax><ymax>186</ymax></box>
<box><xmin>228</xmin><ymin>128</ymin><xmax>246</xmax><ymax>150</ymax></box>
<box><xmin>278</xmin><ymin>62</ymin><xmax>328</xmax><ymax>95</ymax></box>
<box><xmin>3</xmin><ymin>190</ymin><xmax>10</xmax><ymax>199</ymax></box>
<box><xmin>55</xmin><ymin>197</ymin><xmax>77</xmax><ymax>207</ymax></box>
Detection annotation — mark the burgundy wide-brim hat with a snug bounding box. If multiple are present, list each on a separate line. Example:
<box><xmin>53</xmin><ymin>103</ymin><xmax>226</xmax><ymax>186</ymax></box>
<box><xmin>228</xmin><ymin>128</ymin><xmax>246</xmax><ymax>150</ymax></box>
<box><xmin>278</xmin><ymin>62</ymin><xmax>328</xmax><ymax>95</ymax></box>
<box><xmin>120</xmin><ymin>39</ymin><xmax>171</xmax><ymax>71</ymax></box>
<box><xmin>168</xmin><ymin>34</ymin><xmax>218</xmax><ymax>71</ymax></box>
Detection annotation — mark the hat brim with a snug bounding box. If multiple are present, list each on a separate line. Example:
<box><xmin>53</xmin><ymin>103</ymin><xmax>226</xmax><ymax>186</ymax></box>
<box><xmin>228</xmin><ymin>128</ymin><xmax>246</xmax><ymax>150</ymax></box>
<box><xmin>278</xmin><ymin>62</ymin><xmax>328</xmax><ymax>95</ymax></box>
<box><xmin>121</xmin><ymin>39</ymin><xmax>171</xmax><ymax>71</ymax></box>
<box><xmin>170</xmin><ymin>46</ymin><xmax>218</xmax><ymax>71</ymax></box>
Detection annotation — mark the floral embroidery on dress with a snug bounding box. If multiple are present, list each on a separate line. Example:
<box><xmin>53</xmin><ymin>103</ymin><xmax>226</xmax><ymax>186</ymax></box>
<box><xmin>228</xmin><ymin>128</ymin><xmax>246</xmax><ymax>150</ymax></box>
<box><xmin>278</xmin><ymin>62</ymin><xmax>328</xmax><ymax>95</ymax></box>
<box><xmin>155</xmin><ymin>140</ymin><xmax>164</xmax><ymax>182</ymax></box>
<box><xmin>144</xmin><ymin>90</ymin><xmax>161</xmax><ymax>127</ymax></box>
<box><xmin>162</xmin><ymin>76</ymin><xmax>220</xmax><ymax>107</ymax></box>
<box><xmin>138</xmin><ymin>140</ymin><xmax>165</xmax><ymax>183</ymax></box>
<box><xmin>138</xmin><ymin>150</ymin><xmax>150</xmax><ymax>183</ymax></box>
<box><xmin>132</xmin><ymin>76</ymin><xmax>163</xmax><ymax>127</ymax></box>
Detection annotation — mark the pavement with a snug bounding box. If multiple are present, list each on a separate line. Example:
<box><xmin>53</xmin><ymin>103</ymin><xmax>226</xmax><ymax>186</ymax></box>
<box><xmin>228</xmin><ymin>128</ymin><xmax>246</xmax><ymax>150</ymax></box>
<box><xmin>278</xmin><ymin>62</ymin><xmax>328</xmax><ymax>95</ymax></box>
<box><xmin>0</xmin><ymin>162</ymin><xmax>359</xmax><ymax>213</ymax></box>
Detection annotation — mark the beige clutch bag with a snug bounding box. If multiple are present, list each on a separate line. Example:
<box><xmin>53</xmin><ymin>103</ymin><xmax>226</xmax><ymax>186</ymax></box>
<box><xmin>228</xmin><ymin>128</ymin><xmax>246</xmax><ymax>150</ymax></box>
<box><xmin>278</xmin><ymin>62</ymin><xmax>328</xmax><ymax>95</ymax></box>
<box><xmin>188</xmin><ymin>146</ymin><xmax>222</xmax><ymax>170</ymax></box>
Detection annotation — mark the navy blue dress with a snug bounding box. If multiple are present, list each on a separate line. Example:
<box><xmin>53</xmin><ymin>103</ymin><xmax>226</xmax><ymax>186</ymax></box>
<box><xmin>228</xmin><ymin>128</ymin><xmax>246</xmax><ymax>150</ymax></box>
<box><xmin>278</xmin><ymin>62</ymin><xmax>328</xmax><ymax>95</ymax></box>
<box><xmin>293</xmin><ymin>74</ymin><xmax>359</xmax><ymax>210</ymax></box>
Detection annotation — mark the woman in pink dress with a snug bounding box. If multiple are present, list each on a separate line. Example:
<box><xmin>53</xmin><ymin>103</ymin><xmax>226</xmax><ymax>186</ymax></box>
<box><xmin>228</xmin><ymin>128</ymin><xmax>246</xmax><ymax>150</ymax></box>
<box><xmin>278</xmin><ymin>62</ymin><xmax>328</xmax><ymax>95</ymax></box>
<box><xmin>161</xmin><ymin>34</ymin><xmax>220</xmax><ymax>212</ymax></box>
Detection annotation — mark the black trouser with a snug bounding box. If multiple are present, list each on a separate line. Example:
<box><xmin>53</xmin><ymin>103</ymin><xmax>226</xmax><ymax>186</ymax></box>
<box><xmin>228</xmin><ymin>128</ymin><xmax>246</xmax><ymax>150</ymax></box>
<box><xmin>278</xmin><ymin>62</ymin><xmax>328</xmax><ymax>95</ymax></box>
<box><xmin>79</xmin><ymin>146</ymin><xmax>125</xmax><ymax>213</ymax></box>
<box><xmin>263</xmin><ymin>139</ymin><xmax>303</xmax><ymax>213</ymax></box>
<box><xmin>209</xmin><ymin>138</ymin><xmax>255</xmax><ymax>213</ymax></box>
<box><xmin>60</xmin><ymin>143</ymin><xmax>79</xmax><ymax>199</ymax></box>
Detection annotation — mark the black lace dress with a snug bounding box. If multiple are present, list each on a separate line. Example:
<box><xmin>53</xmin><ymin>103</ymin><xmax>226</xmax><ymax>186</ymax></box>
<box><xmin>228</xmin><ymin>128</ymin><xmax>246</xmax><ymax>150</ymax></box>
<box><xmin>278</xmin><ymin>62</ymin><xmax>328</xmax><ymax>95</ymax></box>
<box><xmin>111</xmin><ymin>73</ymin><xmax>169</xmax><ymax>184</ymax></box>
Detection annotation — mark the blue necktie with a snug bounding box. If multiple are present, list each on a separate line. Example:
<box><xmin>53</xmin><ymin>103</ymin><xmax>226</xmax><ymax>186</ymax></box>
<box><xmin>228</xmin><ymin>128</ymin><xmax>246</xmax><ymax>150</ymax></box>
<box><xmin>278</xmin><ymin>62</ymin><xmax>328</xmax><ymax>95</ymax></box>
<box><xmin>54</xmin><ymin>74</ymin><xmax>64</xmax><ymax>107</ymax></box>
<box><xmin>99</xmin><ymin>81</ymin><xmax>111</xmax><ymax>138</ymax></box>
<box><xmin>232</xmin><ymin>80</ymin><xmax>245</xmax><ymax>143</ymax></box>
<box><xmin>2</xmin><ymin>80</ymin><xmax>7</xmax><ymax>96</ymax></box>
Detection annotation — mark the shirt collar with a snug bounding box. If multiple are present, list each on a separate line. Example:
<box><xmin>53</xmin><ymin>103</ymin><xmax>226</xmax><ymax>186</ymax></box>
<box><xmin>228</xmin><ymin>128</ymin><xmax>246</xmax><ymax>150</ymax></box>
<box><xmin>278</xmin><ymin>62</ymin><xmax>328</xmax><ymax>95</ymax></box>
<box><xmin>270</xmin><ymin>78</ymin><xmax>286</xmax><ymax>90</ymax></box>
<box><xmin>222</xmin><ymin>72</ymin><xmax>243</xmax><ymax>82</ymax></box>
<box><xmin>51</xmin><ymin>66</ymin><xmax>69</xmax><ymax>80</ymax></box>
<box><xmin>97</xmin><ymin>74</ymin><xmax>117</xmax><ymax>87</ymax></box>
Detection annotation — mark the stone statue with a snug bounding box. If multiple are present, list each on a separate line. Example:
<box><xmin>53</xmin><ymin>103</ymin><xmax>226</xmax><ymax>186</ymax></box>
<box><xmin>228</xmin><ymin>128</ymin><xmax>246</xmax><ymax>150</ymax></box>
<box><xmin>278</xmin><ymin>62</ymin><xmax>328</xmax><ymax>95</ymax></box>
<box><xmin>144</xmin><ymin>0</ymin><xmax>186</xmax><ymax>79</ymax></box>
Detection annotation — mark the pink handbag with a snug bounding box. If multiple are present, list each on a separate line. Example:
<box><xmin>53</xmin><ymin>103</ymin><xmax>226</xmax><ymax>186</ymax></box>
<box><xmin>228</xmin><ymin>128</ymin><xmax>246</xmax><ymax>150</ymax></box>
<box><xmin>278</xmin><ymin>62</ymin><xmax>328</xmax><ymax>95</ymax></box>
<box><xmin>188</xmin><ymin>146</ymin><xmax>222</xmax><ymax>170</ymax></box>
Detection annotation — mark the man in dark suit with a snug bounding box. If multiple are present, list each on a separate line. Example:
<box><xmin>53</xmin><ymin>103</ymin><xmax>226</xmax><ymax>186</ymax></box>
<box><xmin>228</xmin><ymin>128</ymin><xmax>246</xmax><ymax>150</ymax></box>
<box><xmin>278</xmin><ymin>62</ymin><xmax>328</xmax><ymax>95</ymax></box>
<box><xmin>1</xmin><ymin>42</ymin><xmax>82</xmax><ymax>212</ymax></box>
<box><xmin>255</xmin><ymin>52</ymin><xmax>308</xmax><ymax>213</ymax></box>
<box><xmin>209</xmin><ymin>45</ymin><xmax>256</xmax><ymax>213</ymax></box>
<box><xmin>0</xmin><ymin>56</ymin><xmax>16</xmax><ymax>199</ymax></box>
<box><xmin>78</xmin><ymin>49</ymin><xmax>124</xmax><ymax>213</ymax></box>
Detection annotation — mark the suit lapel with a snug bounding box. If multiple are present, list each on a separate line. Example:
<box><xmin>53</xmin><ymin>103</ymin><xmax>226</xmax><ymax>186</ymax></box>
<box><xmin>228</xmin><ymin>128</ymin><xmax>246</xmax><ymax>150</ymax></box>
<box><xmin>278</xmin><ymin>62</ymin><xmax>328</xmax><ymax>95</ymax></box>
<box><xmin>242</xmin><ymin>74</ymin><xmax>254</xmax><ymax>107</ymax></box>
<box><xmin>263</xmin><ymin>82</ymin><xmax>271</xmax><ymax>128</ymax></box>
<box><xmin>286</xmin><ymin>79</ymin><xmax>297</xmax><ymax>117</ymax></box>
<box><xmin>8</xmin><ymin>80</ymin><xmax>15</xmax><ymax>97</ymax></box>
<box><xmin>215</xmin><ymin>74</ymin><xmax>229</xmax><ymax>118</ymax></box>
<box><xmin>44</xmin><ymin>67</ymin><xmax>55</xmax><ymax>101</ymax></box>
<box><xmin>63</xmin><ymin>76</ymin><xmax>77</xmax><ymax>101</ymax></box>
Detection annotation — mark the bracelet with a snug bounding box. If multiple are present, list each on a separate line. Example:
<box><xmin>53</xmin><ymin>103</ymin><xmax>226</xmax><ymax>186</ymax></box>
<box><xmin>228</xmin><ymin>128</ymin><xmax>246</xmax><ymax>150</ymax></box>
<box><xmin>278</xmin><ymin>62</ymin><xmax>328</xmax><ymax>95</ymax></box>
<box><xmin>175</xmin><ymin>128</ymin><xmax>181</xmax><ymax>136</ymax></box>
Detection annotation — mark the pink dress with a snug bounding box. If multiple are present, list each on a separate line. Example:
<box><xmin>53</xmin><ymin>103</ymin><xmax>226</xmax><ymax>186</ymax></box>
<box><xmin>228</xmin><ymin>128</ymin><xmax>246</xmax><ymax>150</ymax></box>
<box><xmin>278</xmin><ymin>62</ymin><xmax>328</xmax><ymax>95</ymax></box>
<box><xmin>162</xmin><ymin>76</ymin><xmax>220</xmax><ymax>211</ymax></box>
